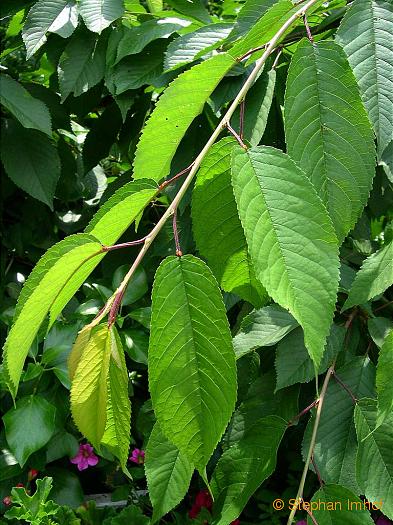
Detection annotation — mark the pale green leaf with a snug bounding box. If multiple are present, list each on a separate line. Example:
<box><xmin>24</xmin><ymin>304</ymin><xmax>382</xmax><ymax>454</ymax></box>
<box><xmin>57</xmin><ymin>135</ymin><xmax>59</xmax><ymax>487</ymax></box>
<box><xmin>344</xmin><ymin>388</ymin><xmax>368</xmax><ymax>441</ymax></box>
<box><xmin>0</xmin><ymin>75</ymin><xmax>51</xmax><ymax>136</ymax></box>
<box><xmin>116</xmin><ymin>19</ymin><xmax>186</xmax><ymax>64</ymax></box>
<box><xmin>3</xmin><ymin>396</ymin><xmax>56</xmax><ymax>467</ymax></box>
<box><xmin>284</xmin><ymin>40</ymin><xmax>376</xmax><ymax>243</ymax></box>
<box><xmin>275</xmin><ymin>324</ymin><xmax>345</xmax><ymax>391</ymax></box>
<box><xmin>211</xmin><ymin>415</ymin><xmax>287</xmax><ymax>525</ymax></box>
<box><xmin>68</xmin><ymin>326</ymin><xmax>93</xmax><ymax>381</ymax></box>
<box><xmin>232</xmin><ymin>68</ymin><xmax>276</xmax><ymax>146</ymax></box>
<box><xmin>336</xmin><ymin>0</ymin><xmax>393</xmax><ymax>158</ymax></box>
<box><xmin>303</xmin><ymin>358</ymin><xmax>375</xmax><ymax>493</ymax></box>
<box><xmin>133</xmin><ymin>53</ymin><xmax>235</xmax><ymax>182</ymax></box>
<box><xmin>164</xmin><ymin>23</ymin><xmax>232</xmax><ymax>71</ymax></box>
<box><xmin>147</xmin><ymin>0</ymin><xmax>162</xmax><ymax>13</ymax></box>
<box><xmin>376</xmin><ymin>329</ymin><xmax>393</xmax><ymax>428</ymax></box>
<box><xmin>79</xmin><ymin>0</ymin><xmax>124</xmax><ymax>33</ymax></box>
<box><xmin>233</xmin><ymin>305</ymin><xmax>298</xmax><ymax>360</ymax></box>
<box><xmin>307</xmin><ymin>484</ymin><xmax>374</xmax><ymax>524</ymax></box>
<box><xmin>2</xmin><ymin>234</ymin><xmax>102</xmax><ymax>397</ymax></box>
<box><xmin>58</xmin><ymin>30</ymin><xmax>107</xmax><ymax>101</ymax></box>
<box><xmin>49</xmin><ymin>179</ymin><xmax>157</xmax><ymax>327</ymax></box>
<box><xmin>22</xmin><ymin>0</ymin><xmax>78</xmax><ymax>58</ymax></box>
<box><xmin>232</xmin><ymin>146</ymin><xmax>340</xmax><ymax>367</ymax></box>
<box><xmin>145</xmin><ymin>422</ymin><xmax>193</xmax><ymax>523</ymax></box>
<box><xmin>71</xmin><ymin>324</ymin><xmax>111</xmax><ymax>448</ymax></box>
<box><xmin>101</xmin><ymin>327</ymin><xmax>131</xmax><ymax>471</ymax></box>
<box><xmin>229</xmin><ymin>0</ymin><xmax>278</xmax><ymax>40</ymax></box>
<box><xmin>1</xmin><ymin>119</ymin><xmax>60</xmax><ymax>208</ymax></box>
<box><xmin>355</xmin><ymin>398</ymin><xmax>393</xmax><ymax>519</ymax></box>
<box><xmin>192</xmin><ymin>138</ymin><xmax>267</xmax><ymax>307</ymax></box>
<box><xmin>343</xmin><ymin>241</ymin><xmax>393</xmax><ymax>310</ymax></box>
<box><xmin>228</xmin><ymin>0</ymin><xmax>299</xmax><ymax>59</ymax></box>
<box><xmin>149</xmin><ymin>255</ymin><xmax>237</xmax><ymax>472</ymax></box>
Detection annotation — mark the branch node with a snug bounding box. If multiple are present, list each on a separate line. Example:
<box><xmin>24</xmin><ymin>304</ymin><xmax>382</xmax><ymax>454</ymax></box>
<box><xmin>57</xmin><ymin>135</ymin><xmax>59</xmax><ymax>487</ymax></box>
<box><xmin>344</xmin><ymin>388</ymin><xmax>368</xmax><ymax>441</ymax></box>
<box><xmin>226</xmin><ymin>122</ymin><xmax>248</xmax><ymax>149</ymax></box>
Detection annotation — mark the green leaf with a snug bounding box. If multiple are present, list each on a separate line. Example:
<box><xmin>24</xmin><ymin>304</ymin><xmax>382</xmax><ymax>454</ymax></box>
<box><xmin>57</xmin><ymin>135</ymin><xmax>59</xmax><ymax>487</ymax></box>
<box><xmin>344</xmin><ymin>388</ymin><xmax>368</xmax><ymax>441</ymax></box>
<box><xmin>192</xmin><ymin>138</ymin><xmax>267</xmax><ymax>307</ymax></box>
<box><xmin>336</xmin><ymin>0</ymin><xmax>393</xmax><ymax>158</ymax></box>
<box><xmin>0</xmin><ymin>75</ymin><xmax>51</xmax><ymax>136</ymax></box>
<box><xmin>368</xmin><ymin>317</ymin><xmax>393</xmax><ymax>349</ymax></box>
<box><xmin>145</xmin><ymin>422</ymin><xmax>193</xmax><ymax>523</ymax></box>
<box><xmin>112</xmin><ymin>265</ymin><xmax>148</xmax><ymax>306</ymax></box>
<box><xmin>71</xmin><ymin>324</ymin><xmax>111</xmax><ymax>447</ymax></box>
<box><xmin>343</xmin><ymin>241</ymin><xmax>393</xmax><ymax>310</ymax></box>
<box><xmin>354</xmin><ymin>398</ymin><xmax>393</xmax><ymax>520</ymax></box>
<box><xmin>211</xmin><ymin>415</ymin><xmax>287</xmax><ymax>525</ymax></box>
<box><xmin>284</xmin><ymin>40</ymin><xmax>376</xmax><ymax>243</ymax></box>
<box><xmin>79</xmin><ymin>0</ymin><xmax>124</xmax><ymax>33</ymax></box>
<box><xmin>133</xmin><ymin>53</ymin><xmax>235</xmax><ymax>182</ymax></box>
<box><xmin>2</xmin><ymin>234</ymin><xmax>102</xmax><ymax>397</ymax></box>
<box><xmin>58</xmin><ymin>30</ymin><xmax>107</xmax><ymax>101</ymax></box>
<box><xmin>232</xmin><ymin>68</ymin><xmax>276</xmax><ymax>146</ymax></box>
<box><xmin>229</xmin><ymin>0</ymin><xmax>278</xmax><ymax>40</ymax></box>
<box><xmin>22</xmin><ymin>0</ymin><xmax>78</xmax><ymax>58</ymax></box>
<box><xmin>101</xmin><ymin>327</ymin><xmax>131</xmax><ymax>472</ymax></box>
<box><xmin>232</xmin><ymin>146</ymin><xmax>339</xmax><ymax>368</ymax></box>
<box><xmin>303</xmin><ymin>358</ymin><xmax>375</xmax><ymax>493</ymax></box>
<box><xmin>164</xmin><ymin>23</ymin><xmax>233</xmax><ymax>71</ymax></box>
<box><xmin>165</xmin><ymin>0</ymin><xmax>211</xmax><ymax>24</ymax></box>
<box><xmin>3</xmin><ymin>396</ymin><xmax>56</xmax><ymax>467</ymax></box>
<box><xmin>46</xmin><ymin>432</ymin><xmax>79</xmax><ymax>463</ymax></box>
<box><xmin>228</xmin><ymin>0</ymin><xmax>298</xmax><ymax>59</ymax></box>
<box><xmin>233</xmin><ymin>305</ymin><xmax>298</xmax><ymax>360</ymax></box>
<box><xmin>1</xmin><ymin>119</ymin><xmax>60</xmax><ymax>208</ymax></box>
<box><xmin>108</xmin><ymin>505</ymin><xmax>150</xmax><ymax>525</ymax></box>
<box><xmin>376</xmin><ymin>329</ymin><xmax>393</xmax><ymax>428</ymax></box>
<box><xmin>149</xmin><ymin>255</ymin><xmax>237</xmax><ymax>473</ymax></box>
<box><xmin>116</xmin><ymin>19</ymin><xmax>186</xmax><ymax>64</ymax></box>
<box><xmin>307</xmin><ymin>484</ymin><xmax>374</xmax><ymax>524</ymax></box>
<box><xmin>275</xmin><ymin>324</ymin><xmax>345</xmax><ymax>391</ymax></box>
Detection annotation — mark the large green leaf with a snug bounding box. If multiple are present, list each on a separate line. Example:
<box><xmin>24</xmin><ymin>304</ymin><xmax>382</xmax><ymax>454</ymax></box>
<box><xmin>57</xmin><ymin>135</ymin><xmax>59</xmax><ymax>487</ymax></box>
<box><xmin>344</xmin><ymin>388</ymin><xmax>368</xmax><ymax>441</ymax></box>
<box><xmin>3</xmin><ymin>395</ymin><xmax>56</xmax><ymax>467</ymax></box>
<box><xmin>116</xmin><ymin>19</ymin><xmax>186</xmax><ymax>64</ymax></box>
<box><xmin>275</xmin><ymin>324</ymin><xmax>345</xmax><ymax>391</ymax></box>
<box><xmin>233</xmin><ymin>305</ymin><xmax>298</xmax><ymax>360</ymax></box>
<box><xmin>284</xmin><ymin>40</ymin><xmax>376</xmax><ymax>243</ymax></box>
<box><xmin>211</xmin><ymin>415</ymin><xmax>287</xmax><ymax>525</ymax></box>
<box><xmin>133</xmin><ymin>52</ymin><xmax>235</xmax><ymax>183</ymax></box>
<box><xmin>343</xmin><ymin>241</ymin><xmax>393</xmax><ymax>310</ymax></box>
<box><xmin>49</xmin><ymin>179</ymin><xmax>157</xmax><ymax>327</ymax></box>
<box><xmin>145</xmin><ymin>422</ymin><xmax>193</xmax><ymax>524</ymax></box>
<box><xmin>58</xmin><ymin>30</ymin><xmax>107</xmax><ymax>101</ymax></box>
<box><xmin>149</xmin><ymin>255</ymin><xmax>237</xmax><ymax>473</ymax></box>
<box><xmin>232</xmin><ymin>68</ymin><xmax>276</xmax><ymax>146</ymax></box>
<box><xmin>0</xmin><ymin>75</ymin><xmax>51</xmax><ymax>136</ymax></box>
<box><xmin>307</xmin><ymin>484</ymin><xmax>375</xmax><ymax>524</ymax></box>
<box><xmin>71</xmin><ymin>324</ymin><xmax>111</xmax><ymax>448</ymax></box>
<box><xmin>376</xmin><ymin>329</ymin><xmax>393</xmax><ymax>428</ymax></box>
<box><xmin>2</xmin><ymin>234</ymin><xmax>102</xmax><ymax>397</ymax></box>
<box><xmin>336</xmin><ymin>0</ymin><xmax>393</xmax><ymax>159</ymax></box>
<box><xmin>79</xmin><ymin>0</ymin><xmax>124</xmax><ymax>33</ymax></box>
<box><xmin>22</xmin><ymin>0</ymin><xmax>78</xmax><ymax>58</ymax></box>
<box><xmin>100</xmin><ymin>327</ymin><xmax>131</xmax><ymax>472</ymax></box>
<box><xmin>355</xmin><ymin>398</ymin><xmax>393</xmax><ymax>519</ymax></box>
<box><xmin>164</xmin><ymin>23</ymin><xmax>233</xmax><ymax>71</ymax></box>
<box><xmin>0</xmin><ymin>119</ymin><xmax>60</xmax><ymax>208</ymax></box>
<box><xmin>303</xmin><ymin>358</ymin><xmax>376</xmax><ymax>493</ymax></box>
<box><xmin>192</xmin><ymin>138</ymin><xmax>266</xmax><ymax>307</ymax></box>
<box><xmin>229</xmin><ymin>0</ymin><xmax>278</xmax><ymax>40</ymax></box>
<box><xmin>232</xmin><ymin>146</ymin><xmax>340</xmax><ymax>367</ymax></box>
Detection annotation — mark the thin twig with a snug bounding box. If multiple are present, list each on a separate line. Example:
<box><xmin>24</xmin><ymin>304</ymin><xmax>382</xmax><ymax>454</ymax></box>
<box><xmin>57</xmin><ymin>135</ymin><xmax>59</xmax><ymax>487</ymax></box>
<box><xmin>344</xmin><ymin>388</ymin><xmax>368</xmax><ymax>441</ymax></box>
<box><xmin>374</xmin><ymin>300</ymin><xmax>393</xmax><ymax>312</ymax></box>
<box><xmin>286</xmin><ymin>364</ymin><xmax>335</xmax><ymax>525</ymax></box>
<box><xmin>237</xmin><ymin>43</ymin><xmax>267</xmax><ymax>62</ymax></box>
<box><xmin>159</xmin><ymin>163</ymin><xmax>194</xmax><ymax>191</ymax></box>
<box><xmin>305</xmin><ymin>506</ymin><xmax>319</xmax><ymax>525</ymax></box>
<box><xmin>272</xmin><ymin>47</ymin><xmax>283</xmax><ymax>69</ymax></box>
<box><xmin>172</xmin><ymin>209</ymin><xmax>182</xmax><ymax>257</ymax></box>
<box><xmin>226</xmin><ymin>122</ymin><xmax>248</xmax><ymax>149</ymax></box>
<box><xmin>303</xmin><ymin>14</ymin><xmax>314</xmax><ymax>42</ymax></box>
<box><xmin>333</xmin><ymin>371</ymin><xmax>357</xmax><ymax>404</ymax></box>
<box><xmin>89</xmin><ymin>0</ymin><xmax>323</xmax><ymax>332</ymax></box>
<box><xmin>311</xmin><ymin>453</ymin><xmax>324</xmax><ymax>487</ymax></box>
<box><xmin>288</xmin><ymin>399</ymin><xmax>319</xmax><ymax>426</ymax></box>
<box><xmin>102</xmin><ymin>236</ymin><xmax>148</xmax><ymax>252</ymax></box>
<box><xmin>239</xmin><ymin>99</ymin><xmax>245</xmax><ymax>141</ymax></box>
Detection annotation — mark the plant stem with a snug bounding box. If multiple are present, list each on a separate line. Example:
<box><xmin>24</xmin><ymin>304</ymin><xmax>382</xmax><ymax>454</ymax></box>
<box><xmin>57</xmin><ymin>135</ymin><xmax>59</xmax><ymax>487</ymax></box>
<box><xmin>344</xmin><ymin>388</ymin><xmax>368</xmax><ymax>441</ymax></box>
<box><xmin>305</xmin><ymin>506</ymin><xmax>319</xmax><ymax>525</ymax></box>
<box><xmin>333</xmin><ymin>371</ymin><xmax>357</xmax><ymax>404</ymax></box>
<box><xmin>172</xmin><ymin>209</ymin><xmax>182</xmax><ymax>256</ymax></box>
<box><xmin>303</xmin><ymin>14</ymin><xmax>314</xmax><ymax>42</ymax></box>
<box><xmin>227</xmin><ymin>122</ymin><xmax>248</xmax><ymax>149</ymax></box>
<box><xmin>97</xmin><ymin>0</ymin><xmax>323</xmax><ymax>327</ymax></box>
<box><xmin>288</xmin><ymin>398</ymin><xmax>319</xmax><ymax>426</ymax></box>
<box><xmin>286</xmin><ymin>364</ymin><xmax>335</xmax><ymax>525</ymax></box>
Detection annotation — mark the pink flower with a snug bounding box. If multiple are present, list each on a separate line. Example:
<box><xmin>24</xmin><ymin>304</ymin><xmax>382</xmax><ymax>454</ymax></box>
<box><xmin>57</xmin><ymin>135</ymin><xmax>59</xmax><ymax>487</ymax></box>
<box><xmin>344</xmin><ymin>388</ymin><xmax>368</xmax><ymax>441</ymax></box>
<box><xmin>375</xmin><ymin>518</ymin><xmax>392</xmax><ymax>525</ymax></box>
<box><xmin>70</xmin><ymin>444</ymin><xmax>99</xmax><ymax>471</ymax></box>
<box><xmin>129</xmin><ymin>448</ymin><xmax>145</xmax><ymax>465</ymax></box>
